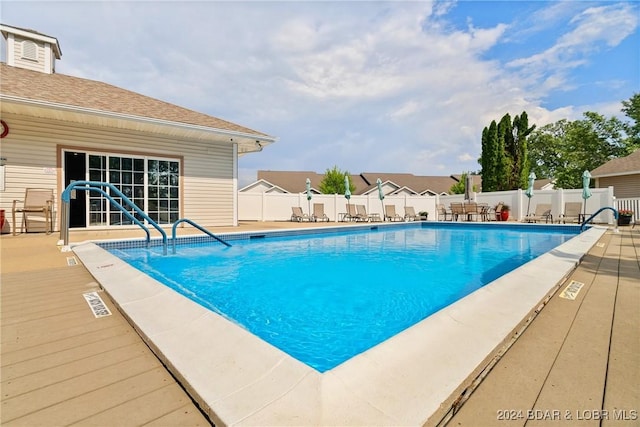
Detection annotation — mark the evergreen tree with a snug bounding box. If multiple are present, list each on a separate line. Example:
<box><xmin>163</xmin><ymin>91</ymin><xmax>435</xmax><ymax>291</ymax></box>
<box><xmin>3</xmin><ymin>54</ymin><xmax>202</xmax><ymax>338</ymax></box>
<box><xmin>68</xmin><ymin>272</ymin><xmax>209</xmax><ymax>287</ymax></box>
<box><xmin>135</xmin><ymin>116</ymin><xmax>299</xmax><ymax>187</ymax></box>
<box><xmin>496</xmin><ymin>114</ymin><xmax>511</xmax><ymax>190</ymax></box>
<box><xmin>481</xmin><ymin>120</ymin><xmax>501</xmax><ymax>191</ymax></box>
<box><xmin>480</xmin><ymin>111</ymin><xmax>534</xmax><ymax>191</ymax></box>
<box><xmin>513</xmin><ymin>112</ymin><xmax>535</xmax><ymax>189</ymax></box>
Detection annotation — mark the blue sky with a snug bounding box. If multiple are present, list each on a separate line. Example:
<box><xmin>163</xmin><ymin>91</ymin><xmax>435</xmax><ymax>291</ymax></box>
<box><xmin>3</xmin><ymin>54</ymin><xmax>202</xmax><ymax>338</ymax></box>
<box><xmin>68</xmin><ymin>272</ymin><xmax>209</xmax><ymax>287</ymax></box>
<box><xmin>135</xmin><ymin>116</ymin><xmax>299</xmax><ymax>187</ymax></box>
<box><xmin>2</xmin><ymin>1</ymin><xmax>638</xmax><ymax>187</ymax></box>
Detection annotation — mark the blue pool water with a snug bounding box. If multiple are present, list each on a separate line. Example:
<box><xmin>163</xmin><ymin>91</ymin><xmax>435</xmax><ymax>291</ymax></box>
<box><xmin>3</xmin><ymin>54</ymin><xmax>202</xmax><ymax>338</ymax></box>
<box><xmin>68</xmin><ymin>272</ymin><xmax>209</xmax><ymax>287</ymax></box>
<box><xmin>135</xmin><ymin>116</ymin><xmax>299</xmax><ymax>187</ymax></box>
<box><xmin>107</xmin><ymin>224</ymin><xmax>578</xmax><ymax>372</ymax></box>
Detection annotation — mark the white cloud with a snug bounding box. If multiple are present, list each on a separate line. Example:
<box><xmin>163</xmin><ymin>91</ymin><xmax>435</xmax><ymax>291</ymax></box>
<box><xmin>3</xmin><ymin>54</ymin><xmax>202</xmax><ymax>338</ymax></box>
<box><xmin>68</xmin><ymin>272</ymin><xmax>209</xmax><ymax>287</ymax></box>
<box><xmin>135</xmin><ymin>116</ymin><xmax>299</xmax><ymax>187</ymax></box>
<box><xmin>2</xmin><ymin>0</ymin><xmax>636</xmax><ymax>179</ymax></box>
<box><xmin>507</xmin><ymin>3</ymin><xmax>638</xmax><ymax>76</ymax></box>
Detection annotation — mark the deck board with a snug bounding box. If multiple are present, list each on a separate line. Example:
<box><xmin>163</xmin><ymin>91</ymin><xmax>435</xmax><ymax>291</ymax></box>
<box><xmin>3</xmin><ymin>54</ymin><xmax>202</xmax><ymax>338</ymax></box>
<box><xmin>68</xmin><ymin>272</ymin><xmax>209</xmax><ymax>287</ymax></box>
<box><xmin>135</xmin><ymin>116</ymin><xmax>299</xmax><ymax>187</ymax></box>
<box><xmin>1</xmin><ymin>240</ymin><xmax>210</xmax><ymax>426</ymax></box>
<box><xmin>2</xmin><ymin>224</ymin><xmax>638</xmax><ymax>427</ymax></box>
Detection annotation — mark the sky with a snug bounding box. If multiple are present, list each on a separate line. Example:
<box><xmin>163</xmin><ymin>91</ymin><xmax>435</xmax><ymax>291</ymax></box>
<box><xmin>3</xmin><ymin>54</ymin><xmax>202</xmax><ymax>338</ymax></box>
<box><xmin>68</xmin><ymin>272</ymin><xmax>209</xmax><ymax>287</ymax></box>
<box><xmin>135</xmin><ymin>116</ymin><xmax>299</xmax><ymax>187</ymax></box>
<box><xmin>2</xmin><ymin>1</ymin><xmax>639</xmax><ymax>187</ymax></box>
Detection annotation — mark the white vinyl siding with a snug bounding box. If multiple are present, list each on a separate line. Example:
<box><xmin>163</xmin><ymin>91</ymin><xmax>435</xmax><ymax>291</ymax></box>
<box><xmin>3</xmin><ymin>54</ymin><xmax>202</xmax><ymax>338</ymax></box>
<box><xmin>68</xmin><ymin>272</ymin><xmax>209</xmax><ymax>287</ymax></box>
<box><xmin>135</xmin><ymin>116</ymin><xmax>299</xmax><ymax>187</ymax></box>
<box><xmin>0</xmin><ymin>113</ymin><xmax>235</xmax><ymax>232</ymax></box>
<box><xmin>10</xmin><ymin>36</ymin><xmax>48</xmax><ymax>73</ymax></box>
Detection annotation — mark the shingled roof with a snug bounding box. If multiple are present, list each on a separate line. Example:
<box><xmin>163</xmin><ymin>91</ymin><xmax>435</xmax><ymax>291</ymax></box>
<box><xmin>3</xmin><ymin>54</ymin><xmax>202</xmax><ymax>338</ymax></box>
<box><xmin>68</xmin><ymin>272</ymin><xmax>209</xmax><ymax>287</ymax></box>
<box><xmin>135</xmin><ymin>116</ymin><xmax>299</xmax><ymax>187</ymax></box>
<box><xmin>0</xmin><ymin>63</ymin><xmax>275</xmax><ymax>151</ymax></box>
<box><xmin>256</xmin><ymin>170</ymin><xmax>475</xmax><ymax>195</ymax></box>
<box><xmin>591</xmin><ymin>149</ymin><xmax>640</xmax><ymax>177</ymax></box>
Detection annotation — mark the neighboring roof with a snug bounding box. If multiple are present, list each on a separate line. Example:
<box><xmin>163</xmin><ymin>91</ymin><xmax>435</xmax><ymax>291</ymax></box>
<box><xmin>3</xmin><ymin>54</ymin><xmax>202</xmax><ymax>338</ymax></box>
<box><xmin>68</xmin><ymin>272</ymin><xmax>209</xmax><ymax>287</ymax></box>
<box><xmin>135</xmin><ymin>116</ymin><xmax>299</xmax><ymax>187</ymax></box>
<box><xmin>257</xmin><ymin>171</ymin><xmax>327</xmax><ymax>193</ymax></box>
<box><xmin>256</xmin><ymin>170</ymin><xmax>472</xmax><ymax>195</ymax></box>
<box><xmin>590</xmin><ymin>149</ymin><xmax>640</xmax><ymax>178</ymax></box>
<box><xmin>534</xmin><ymin>178</ymin><xmax>555</xmax><ymax>190</ymax></box>
<box><xmin>0</xmin><ymin>63</ymin><xmax>275</xmax><ymax>152</ymax></box>
<box><xmin>238</xmin><ymin>179</ymin><xmax>289</xmax><ymax>193</ymax></box>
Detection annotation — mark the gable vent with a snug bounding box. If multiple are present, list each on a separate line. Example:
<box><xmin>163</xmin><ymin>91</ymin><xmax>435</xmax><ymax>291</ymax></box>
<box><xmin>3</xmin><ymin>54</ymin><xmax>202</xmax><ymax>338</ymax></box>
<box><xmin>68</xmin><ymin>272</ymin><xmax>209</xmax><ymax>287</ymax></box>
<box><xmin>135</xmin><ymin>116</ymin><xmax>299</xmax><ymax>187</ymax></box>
<box><xmin>21</xmin><ymin>40</ymin><xmax>37</xmax><ymax>60</ymax></box>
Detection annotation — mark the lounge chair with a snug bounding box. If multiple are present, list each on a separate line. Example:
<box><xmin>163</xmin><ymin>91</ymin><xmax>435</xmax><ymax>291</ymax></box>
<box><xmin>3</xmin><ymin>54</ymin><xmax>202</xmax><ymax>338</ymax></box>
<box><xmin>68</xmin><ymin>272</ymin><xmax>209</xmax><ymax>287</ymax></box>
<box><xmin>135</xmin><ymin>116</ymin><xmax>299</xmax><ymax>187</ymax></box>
<box><xmin>312</xmin><ymin>203</ymin><xmax>329</xmax><ymax>222</ymax></box>
<box><xmin>404</xmin><ymin>206</ymin><xmax>421</xmax><ymax>221</ymax></box>
<box><xmin>355</xmin><ymin>204</ymin><xmax>372</xmax><ymax>222</ymax></box>
<box><xmin>344</xmin><ymin>204</ymin><xmax>359</xmax><ymax>221</ymax></box>
<box><xmin>12</xmin><ymin>188</ymin><xmax>54</xmax><ymax>235</ymax></box>
<box><xmin>560</xmin><ymin>202</ymin><xmax>582</xmax><ymax>224</ymax></box>
<box><xmin>291</xmin><ymin>206</ymin><xmax>311</xmax><ymax>222</ymax></box>
<box><xmin>384</xmin><ymin>205</ymin><xmax>403</xmax><ymax>222</ymax></box>
<box><xmin>525</xmin><ymin>203</ymin><xmax>553</xmax><ymax>223</ymax></box>
<box><xmin>437</xmin><ymin>204</ymin><xmax>452</xmax><ymax>221</ymax></box>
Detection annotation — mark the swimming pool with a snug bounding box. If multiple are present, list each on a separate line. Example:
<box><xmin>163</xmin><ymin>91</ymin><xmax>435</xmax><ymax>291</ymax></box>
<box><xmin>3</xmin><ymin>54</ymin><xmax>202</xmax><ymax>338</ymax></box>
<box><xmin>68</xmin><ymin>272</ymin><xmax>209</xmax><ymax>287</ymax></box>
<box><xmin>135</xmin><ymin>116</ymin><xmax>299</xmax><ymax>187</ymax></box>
<box><xmin>76</xmin><ymin>222</ymin><xmax>604</xmax><ymax>426</ymax></box>
<box><xmin>106</xmin><ymin>223</ymin><xmax>578</xmax><ymax>372</ymax></box>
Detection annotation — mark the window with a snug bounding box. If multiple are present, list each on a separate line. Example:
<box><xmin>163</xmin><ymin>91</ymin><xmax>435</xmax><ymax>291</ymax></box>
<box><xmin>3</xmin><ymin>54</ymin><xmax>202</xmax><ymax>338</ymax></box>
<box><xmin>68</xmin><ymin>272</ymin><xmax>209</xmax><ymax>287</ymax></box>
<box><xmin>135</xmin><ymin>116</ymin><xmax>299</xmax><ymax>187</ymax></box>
<box><xmin>86</xmin><ymin>153</ymin><xmax>180</xmax><ymax>226</ymax></box>
<box><xmin>147</xmin><ymin>159</ymin><xmax>180</xmax><ymax>224</ymax></box>
<box><xmin>21</xmin><ymin>40</ymin><xmax>37</xmax><ymax>61</ymax></box>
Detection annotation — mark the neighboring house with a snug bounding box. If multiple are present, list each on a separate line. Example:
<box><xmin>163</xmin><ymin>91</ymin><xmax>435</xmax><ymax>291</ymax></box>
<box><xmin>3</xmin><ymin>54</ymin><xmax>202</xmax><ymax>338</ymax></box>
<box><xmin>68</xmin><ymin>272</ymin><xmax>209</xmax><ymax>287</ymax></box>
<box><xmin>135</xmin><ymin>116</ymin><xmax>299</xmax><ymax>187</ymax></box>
<box><xmin>246</xmin><ymin>170</ymin><xmax>479</xmax><ymax>196</ymax></box>
<box><xmin>0</xmin><ymin>24</ymin><xmax>275</xmax><ymax>232</ymax></box>
<box><xmin>590</xmin><ymin>149</ymin><xmax>640</xmax><ymax>198</ymax></box>
<box><xmin>535</xmin><ymin>178</ymin><xmax>556</xmax><ymax>191</ymax></box>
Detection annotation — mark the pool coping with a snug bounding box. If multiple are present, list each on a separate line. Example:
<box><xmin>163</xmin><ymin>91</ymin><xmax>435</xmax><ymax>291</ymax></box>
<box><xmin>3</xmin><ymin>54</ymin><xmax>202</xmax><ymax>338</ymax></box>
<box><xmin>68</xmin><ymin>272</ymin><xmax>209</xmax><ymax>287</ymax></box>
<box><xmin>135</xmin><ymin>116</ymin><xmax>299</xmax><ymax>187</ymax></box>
<box><xmin>72</xmin><ymin>223</ymin><xmax>607</xmax><ymax>426</ymax></box>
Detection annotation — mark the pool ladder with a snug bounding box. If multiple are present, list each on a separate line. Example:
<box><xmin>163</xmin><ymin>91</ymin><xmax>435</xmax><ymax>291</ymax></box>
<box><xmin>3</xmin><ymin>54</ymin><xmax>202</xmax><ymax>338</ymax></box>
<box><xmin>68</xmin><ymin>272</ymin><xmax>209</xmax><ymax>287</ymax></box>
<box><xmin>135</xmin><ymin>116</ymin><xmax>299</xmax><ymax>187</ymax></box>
<box><xmin>580</xmin><ymin>207</ymin><xmax>618</xmax><ymax>232</ymax></box>
<box><xmin>61</xmin><ymin>181</ymin><xmax>231</xmax><ymax>254</ymax></box>
<box><xmin>172</xmin><ymin>218</ymin><xmax>231</xmax><ymax>253</ymax></box>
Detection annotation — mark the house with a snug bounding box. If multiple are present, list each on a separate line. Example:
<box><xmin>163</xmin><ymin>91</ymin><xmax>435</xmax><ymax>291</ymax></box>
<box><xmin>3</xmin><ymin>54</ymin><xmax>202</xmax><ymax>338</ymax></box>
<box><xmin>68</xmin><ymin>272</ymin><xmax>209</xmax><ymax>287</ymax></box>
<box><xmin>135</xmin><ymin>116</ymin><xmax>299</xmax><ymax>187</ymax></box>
<box><xmin>0</xmin><ymin>24</ymin><xmax>275</xmax><ymax>233</ymax></box>
<box><xmin>590</xmin><ymin>149</ymin><xmax>640</xmax><ymax>198</ymax></box>
<box><xmin>241</xmin><ymin>170</ymin><xmax>480</xmax><ymax>196</ymax></box>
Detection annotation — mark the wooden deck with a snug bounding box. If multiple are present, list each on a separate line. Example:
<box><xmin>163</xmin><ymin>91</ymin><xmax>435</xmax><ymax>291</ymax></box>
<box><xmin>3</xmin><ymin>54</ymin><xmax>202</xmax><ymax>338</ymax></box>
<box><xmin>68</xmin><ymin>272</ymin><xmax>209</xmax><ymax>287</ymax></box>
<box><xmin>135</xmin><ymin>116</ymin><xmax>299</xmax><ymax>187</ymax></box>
<box><xmin>1</xmin><ymin>223</ymin><xmax>638</xmax><ymax>426</ymax></box>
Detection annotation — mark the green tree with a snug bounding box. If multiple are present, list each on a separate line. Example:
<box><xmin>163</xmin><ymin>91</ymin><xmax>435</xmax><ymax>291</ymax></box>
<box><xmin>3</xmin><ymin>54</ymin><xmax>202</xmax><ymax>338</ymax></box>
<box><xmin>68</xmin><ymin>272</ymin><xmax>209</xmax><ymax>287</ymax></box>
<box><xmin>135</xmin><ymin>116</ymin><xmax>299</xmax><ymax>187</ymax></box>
<box><xmin>480</xmin><ymin>112</ymin><xmax>532</xmax><ymax>191</ymax></box>
<box><xmin>529</xmin><ymin>112</ymin><xmax>627</xmax><ymax>188</ymax></box>
<box><xmin>449</xmin><ymin>172</ymin><xmax>477</xmax><ymax>194</ymax></box>
<box><xmin>528</xmin><ymin>120</ymin><xmax>569</xmax><ymax>182</ymax></box>
<box><xmin>496</xmin><ymin>114</ymin><xmax>511</xmax><ymax>190</ymax></box>
<box><xmin>512</xmin><ymin>112</ymin><xmax>535</xmax><ymax>189</ymax></box>
<box><xmin>319</xmin><ymin>166</ymin><xmax>356</xmax><ymax>194</ymax></box>
<box><xmin>621</xmin><ymin>93</ymin><xmax>640</xmax><ymax>150</ymax></box>
<box><xmin>480</xmin><ymin>120</ymin><xmax>500</xmax><ymax>192</ymax></box>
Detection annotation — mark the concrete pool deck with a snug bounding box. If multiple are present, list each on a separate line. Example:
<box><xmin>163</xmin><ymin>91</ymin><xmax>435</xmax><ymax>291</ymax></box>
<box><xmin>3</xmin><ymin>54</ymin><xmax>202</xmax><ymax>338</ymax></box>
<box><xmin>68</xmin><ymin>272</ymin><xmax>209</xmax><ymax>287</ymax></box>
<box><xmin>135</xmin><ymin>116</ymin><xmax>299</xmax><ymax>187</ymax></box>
<box><xmin>1</xmin><ymin>221</ymin><xmax>638</xmax><ymax>426</ymax></box>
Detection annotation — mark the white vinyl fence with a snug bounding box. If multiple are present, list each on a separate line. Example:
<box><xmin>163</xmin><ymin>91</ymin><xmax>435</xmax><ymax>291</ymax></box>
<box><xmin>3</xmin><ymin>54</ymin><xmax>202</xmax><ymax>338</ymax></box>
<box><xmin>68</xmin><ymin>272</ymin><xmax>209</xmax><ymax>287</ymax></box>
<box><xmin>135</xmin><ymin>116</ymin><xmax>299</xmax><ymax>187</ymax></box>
<box><xmin>238</xmin><ymin>192</ymin><xmax>437</xmax><ymax>222</ymax></box>
<box><xmin>238</xmin><ymin>186</ymin><xmax>624</xmax><ymax>225</ymax></box>
<box><xmin>615</xmin><ymin>197</ymin><xmax>640</xmax><ymax>223</ymax></box>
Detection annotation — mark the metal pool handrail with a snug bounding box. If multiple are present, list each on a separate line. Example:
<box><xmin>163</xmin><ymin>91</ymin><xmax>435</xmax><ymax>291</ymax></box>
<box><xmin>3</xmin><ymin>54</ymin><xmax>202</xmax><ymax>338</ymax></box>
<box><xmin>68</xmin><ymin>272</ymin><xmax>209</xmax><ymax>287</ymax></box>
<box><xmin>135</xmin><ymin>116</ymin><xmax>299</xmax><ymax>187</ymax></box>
<box><xmin>581</xmin><ymin>207</ymin><xmax>618</xmax><ymax>232</ymax></box>
<box><xmin>60</xmin><ymin>181</ymin><xmax>168</xmax><ymax>254</ymax></box>
<box><xmin>172</xmin><ymin>218</ymin><xmax>231</xmax><ymax>253</ymax></box>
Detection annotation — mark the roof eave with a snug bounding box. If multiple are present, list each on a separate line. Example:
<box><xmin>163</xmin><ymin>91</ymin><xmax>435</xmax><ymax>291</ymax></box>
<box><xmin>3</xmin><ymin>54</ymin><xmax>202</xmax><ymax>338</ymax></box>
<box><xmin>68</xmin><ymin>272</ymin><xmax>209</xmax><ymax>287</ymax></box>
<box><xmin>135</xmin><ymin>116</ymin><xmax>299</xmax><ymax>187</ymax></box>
<box><xmin>592</xmin><ymin>171</ymin><xmax>640</xmax><ymax>179</ymax></box>
<box><xmin>0</xmin><ymin>95</ymin><xmax>276</xmax><ymax>154</ymax></box>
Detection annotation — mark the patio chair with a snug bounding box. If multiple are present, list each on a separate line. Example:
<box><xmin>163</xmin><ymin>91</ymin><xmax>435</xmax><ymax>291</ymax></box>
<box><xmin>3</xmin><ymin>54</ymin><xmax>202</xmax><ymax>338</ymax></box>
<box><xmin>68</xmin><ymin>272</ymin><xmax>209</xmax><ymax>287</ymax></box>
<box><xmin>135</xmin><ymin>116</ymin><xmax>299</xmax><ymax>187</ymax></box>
<box><xmin>437</xmin><ymin>204</ymin><xmax>452</xmax><ymax>221</ymax></box>
<box><xmin>477</xmin><ymin>203</ymin><xmax>490</xmax><ymax>221</ymax></box>
<box><xmin>12</xmin><ymin>188</ymin><xmax>54</xmax><ymax>235</ymax></box>
<box><xmin>524</xmin><ymin>203</ymin><xmax>553</xmax><ymax>223</ymax></box>
<box><xmin>291</xmin><ymin>206</ymin><xmax>311</xmax><ymax>222</ymax></box>
<box><xmin>450</xmin><ymin>202</ymin><xmax>465</xmax><ymax>221</ymax></box>
<box><xmin>355</xmin><ymin>204</ymin><xmax>371</xmax><ymax>222</ymax></box>
<box><xmin>560</xmin><ymin>202</ymin><xmax>582</xmax><ymax>224</ymax></box>
<box><xmin>344</xmin><ymin>204</ymin><xmax>359</xmax><ymax>221</ymax></box>
<box><xmin>384</xmin><ymin>205</ymin><xmax>403</xmax><ymax>222</ymax></box>
<box><xmin>463</xmin><ymin>202</ymin><xmax>480</xmax><ymax>221</ymax></box>
<box><xmin>404</xmin><ymin>206</ymin><xmax>419</xmax><ymax>221</ymax></box>
<box><xmin>312</xmin><ymin>203</ymin><xmax>329</xmax><ymax>222</ymax></box>
<box><xmin>492</xmin><ymin>202</ymin><xmax>504</xmax><ymax>221</ymax></box>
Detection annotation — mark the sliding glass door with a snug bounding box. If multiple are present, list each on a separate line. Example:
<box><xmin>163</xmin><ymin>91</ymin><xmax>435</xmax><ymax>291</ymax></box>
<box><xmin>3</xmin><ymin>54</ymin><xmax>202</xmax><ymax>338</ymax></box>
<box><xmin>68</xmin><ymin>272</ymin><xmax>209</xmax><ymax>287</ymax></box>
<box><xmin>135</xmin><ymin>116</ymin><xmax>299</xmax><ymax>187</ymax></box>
<box><xmin>65</xmin><ymin>150</ymin><xmax>180</xmax><ymax>227</ymax></box>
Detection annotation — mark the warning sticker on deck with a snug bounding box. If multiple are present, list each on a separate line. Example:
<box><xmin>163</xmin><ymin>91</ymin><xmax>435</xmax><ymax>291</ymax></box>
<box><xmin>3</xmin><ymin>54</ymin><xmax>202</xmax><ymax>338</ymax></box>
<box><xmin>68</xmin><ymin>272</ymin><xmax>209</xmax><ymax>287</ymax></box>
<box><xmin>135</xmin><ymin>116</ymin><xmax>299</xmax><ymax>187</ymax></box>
<box><xmin>83</xmin><ymin>291</ymin><xmax>112</xmax><ymax>318</ymax></box>
<box><xmin>559</xmin><ymin>280</ymin><xmax>585</xmax><ymax>300</ymax></box>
